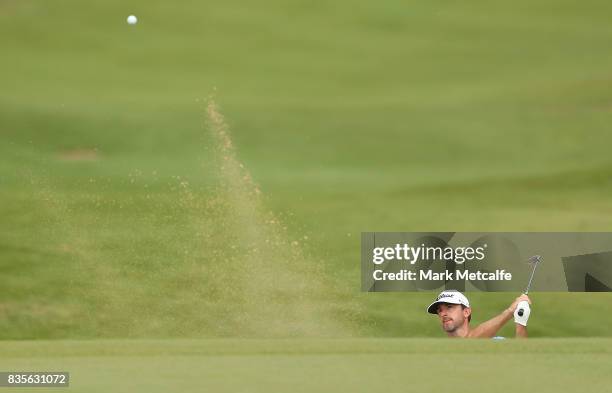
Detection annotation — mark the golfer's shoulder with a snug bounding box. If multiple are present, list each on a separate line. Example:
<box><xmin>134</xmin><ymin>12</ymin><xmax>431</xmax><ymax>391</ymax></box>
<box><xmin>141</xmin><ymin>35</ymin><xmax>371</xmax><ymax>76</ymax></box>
<box><xmin>465</xmin><ymin>329</ymin><xmax>488</xmax><ymax>339</ymax></box>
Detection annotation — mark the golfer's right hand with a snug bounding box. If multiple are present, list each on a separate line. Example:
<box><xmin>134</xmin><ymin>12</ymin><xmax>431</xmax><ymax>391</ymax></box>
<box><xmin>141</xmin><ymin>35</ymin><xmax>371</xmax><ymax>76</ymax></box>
<box><xmin>507</xmin><ymin>294</ymin><xmax>531</xmax><ymax>314</ymax></box>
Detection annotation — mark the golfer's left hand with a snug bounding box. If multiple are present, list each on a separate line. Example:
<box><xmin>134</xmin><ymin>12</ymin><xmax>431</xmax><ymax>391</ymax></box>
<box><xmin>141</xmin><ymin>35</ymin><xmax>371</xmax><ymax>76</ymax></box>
<box><xmin>514</xmin><ymin>301</ymin><xmax>531</xmax><ymax>326</ymax></box>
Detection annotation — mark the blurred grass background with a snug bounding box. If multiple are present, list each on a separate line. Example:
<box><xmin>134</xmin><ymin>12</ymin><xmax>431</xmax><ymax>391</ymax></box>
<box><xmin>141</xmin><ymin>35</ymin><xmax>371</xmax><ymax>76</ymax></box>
<box><xmin>1</xmin><ymin>0</ymin><xmax>612</xmax><ymax>339</ymax></box>
<box><xmin>2</xmin><ymin>339</ymin><xmax>612</xmax><ymax>393</ymax></box>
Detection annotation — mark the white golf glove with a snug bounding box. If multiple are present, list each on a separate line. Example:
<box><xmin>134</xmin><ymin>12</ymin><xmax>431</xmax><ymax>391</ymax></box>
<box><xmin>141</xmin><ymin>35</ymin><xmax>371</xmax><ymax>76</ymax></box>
<box><xmin>514</xmin><ymin>300</ymin><xmax>531</xmax><ymax>326</ymax></box>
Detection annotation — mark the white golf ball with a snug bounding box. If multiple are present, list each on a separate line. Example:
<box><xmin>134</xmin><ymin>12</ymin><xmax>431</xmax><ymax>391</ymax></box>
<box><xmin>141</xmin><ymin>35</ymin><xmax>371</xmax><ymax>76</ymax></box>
<box><xmin>127</xmin><ymin>15</ymin><xmax>138</xmax><ymax>25</ymax></box>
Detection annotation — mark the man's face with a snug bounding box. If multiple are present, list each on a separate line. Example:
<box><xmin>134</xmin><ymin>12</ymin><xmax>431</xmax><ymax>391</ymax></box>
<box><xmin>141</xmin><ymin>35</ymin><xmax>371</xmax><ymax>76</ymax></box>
<box><xmin>436</xmin><ymin>303</ymin><xmax>469</xmax><ymax>332</ymax></box>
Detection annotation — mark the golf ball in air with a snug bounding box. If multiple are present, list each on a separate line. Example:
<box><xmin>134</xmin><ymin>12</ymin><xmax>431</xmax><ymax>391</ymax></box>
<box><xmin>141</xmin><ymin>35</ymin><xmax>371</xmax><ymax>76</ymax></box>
<box><xmin>127</xmin><ymin>15</ymin><xmax>138</xmax><ymax>25</ymax></box>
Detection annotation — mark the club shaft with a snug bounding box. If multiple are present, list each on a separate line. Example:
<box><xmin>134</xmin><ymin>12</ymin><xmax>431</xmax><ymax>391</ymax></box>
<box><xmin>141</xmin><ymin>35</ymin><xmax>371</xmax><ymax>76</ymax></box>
<box><xmin>524</xmin><ymin>260</ymin><xmax>539</xmax><ymax>294</ymax></box>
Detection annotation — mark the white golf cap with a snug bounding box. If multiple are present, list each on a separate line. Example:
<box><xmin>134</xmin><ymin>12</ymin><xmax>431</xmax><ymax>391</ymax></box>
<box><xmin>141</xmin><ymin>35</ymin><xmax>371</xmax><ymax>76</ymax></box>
<box><xmin>427</xmin><ymin>290</ymin><xmax>470</xmax><ymax>314</ymax></box>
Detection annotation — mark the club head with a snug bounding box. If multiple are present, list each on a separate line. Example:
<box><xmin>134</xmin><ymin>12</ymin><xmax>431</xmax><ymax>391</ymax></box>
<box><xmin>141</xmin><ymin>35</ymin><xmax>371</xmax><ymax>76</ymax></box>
<box><xmin>523</xmin><ymin>255</ymin><xmax>542</xmax><ymax>295</ymax></box>
<box><xmin>527</xmin><ymin>255</ymin><xmax>542</xmax><ymax>265</ymax></box>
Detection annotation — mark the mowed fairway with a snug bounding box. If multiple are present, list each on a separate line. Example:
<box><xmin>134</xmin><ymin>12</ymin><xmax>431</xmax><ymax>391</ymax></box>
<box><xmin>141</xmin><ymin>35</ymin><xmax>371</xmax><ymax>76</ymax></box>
<box><xmin>2</xmin><ymin>0</ymin><xmax>612</xmax><ymax>340</ymax></box>
<box><xmin>1</xmin><ymin>339</ymin><xmax>612</xmax><ymax>393</ymax></box>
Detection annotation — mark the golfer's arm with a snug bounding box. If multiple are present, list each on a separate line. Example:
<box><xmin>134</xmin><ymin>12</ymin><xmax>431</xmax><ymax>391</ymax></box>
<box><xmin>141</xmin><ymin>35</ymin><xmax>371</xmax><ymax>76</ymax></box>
<box><xmin>468</xmin><ymin>309</ymin><xmax>513</xmax><ymax>338</ymax></box>
<box><xmin>515</xmin><ymin>324</ymin><xmax>528</xmax><ymax>338</ymax></box>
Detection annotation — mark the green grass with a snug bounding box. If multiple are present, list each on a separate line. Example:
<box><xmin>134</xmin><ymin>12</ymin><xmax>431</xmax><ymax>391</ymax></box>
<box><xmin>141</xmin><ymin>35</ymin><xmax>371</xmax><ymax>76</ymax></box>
<box><xmin>2</xmin><ymin>0</ymin><xmax>612</xmax><ymax>339</ymax></box>
<box><xmin>1</xmin><ymin>339</ymin><xmax>612</xmax><ymax>392</ymax></box>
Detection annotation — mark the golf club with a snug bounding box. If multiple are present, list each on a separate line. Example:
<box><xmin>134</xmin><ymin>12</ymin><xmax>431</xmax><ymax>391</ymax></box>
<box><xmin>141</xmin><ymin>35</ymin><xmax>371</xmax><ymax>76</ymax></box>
<box><xmin>517</xmin><ymin>255</ymin><xmax>542</xmax><ymax>317</ymax></box>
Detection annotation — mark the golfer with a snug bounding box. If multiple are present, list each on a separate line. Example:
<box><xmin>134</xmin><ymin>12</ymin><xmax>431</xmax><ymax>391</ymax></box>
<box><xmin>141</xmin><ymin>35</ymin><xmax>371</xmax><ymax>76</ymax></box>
<box><xmin>427</xmin><ymin>290</ymin><xmax>531</xmax><ymax>338</ymax></box>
